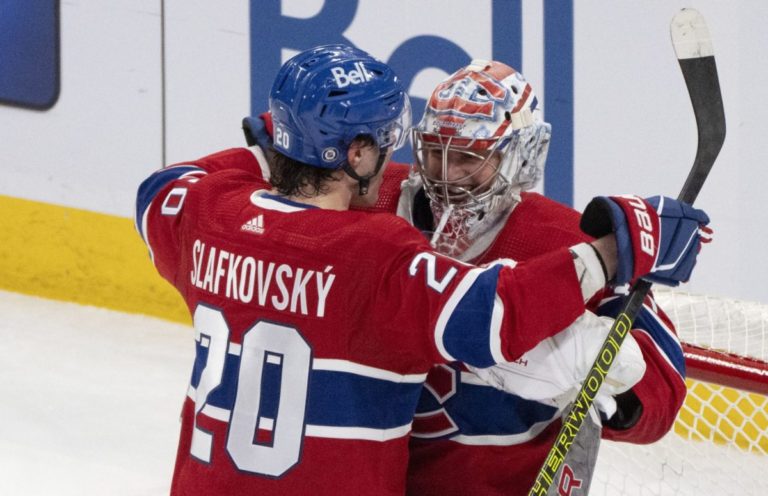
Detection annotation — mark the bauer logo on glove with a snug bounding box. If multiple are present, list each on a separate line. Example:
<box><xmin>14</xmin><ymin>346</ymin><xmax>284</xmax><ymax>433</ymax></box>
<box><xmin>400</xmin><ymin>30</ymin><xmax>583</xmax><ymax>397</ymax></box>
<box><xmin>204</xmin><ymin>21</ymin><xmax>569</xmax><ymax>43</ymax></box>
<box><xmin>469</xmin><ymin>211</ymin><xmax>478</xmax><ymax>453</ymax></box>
<box><xmin>580</xmin><ymin>194</ymin><xmax>711</xmax><ymax>286</ymax></box>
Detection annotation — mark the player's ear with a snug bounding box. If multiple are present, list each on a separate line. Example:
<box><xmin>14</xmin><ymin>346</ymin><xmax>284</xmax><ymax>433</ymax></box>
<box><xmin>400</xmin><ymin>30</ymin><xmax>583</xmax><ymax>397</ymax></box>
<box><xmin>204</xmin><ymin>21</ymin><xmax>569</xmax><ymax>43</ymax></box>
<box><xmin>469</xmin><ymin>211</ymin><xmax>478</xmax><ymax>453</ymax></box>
<box><xmin>346</xmin><ymin>142</ymin><xmax>364</xmax><ymax>169</ymax></box>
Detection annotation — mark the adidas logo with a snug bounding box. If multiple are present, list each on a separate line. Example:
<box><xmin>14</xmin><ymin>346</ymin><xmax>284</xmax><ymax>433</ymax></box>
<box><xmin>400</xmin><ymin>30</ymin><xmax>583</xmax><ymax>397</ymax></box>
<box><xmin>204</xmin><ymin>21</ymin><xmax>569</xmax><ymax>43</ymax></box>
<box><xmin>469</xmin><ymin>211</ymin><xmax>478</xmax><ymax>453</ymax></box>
<box><xmin>241</xmin><ymin>214</ymin><xmax>264</xmax><ymax>234</ymax></box>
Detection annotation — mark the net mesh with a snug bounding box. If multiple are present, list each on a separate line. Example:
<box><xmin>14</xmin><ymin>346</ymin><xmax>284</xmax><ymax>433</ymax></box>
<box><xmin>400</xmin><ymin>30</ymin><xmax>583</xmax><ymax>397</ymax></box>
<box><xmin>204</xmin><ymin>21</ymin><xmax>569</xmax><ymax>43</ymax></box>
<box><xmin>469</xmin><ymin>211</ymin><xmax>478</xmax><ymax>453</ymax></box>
<box><xmin>591</xmin><ymin>288</ymin><xmax>768</xmax><ymax>495</ymax></box>
<box><xmin>655</xmin><ymin>288</ymin><xmax>768</xmax><ymax>361</ymax></box>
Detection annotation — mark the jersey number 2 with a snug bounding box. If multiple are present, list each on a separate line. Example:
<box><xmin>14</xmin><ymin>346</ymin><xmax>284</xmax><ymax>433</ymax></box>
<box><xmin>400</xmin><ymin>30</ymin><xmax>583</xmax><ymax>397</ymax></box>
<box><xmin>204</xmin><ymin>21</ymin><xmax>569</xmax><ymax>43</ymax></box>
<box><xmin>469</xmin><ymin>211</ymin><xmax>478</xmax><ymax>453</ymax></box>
<box><xmin>190</xmin><ymin>304</ymin><xmax>311</xmax><ymax>477</ymax></box>
<box><xmin>409</xmin><ymin>252</ymin><xmax>458</xmax><ymax>293</ymax></box>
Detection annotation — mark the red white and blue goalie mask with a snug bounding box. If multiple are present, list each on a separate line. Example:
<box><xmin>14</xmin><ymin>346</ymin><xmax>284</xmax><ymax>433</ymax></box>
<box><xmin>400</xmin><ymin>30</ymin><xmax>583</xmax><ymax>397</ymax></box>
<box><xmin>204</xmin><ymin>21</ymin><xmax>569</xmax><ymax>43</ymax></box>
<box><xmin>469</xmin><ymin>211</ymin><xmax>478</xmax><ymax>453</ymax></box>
<box><xmin>413</xmin><ymin>60</ymin><xmax>551</xmax><ymax>210</ymax></box>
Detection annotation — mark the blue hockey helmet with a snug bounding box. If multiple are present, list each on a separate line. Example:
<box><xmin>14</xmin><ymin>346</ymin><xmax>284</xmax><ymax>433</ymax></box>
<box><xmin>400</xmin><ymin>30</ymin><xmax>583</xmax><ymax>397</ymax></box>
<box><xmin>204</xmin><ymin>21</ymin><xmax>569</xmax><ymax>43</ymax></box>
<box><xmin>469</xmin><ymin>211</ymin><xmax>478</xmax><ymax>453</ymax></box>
<box><xmin>269</xmin><ymin>44</ymin><xmax>411</xmax><ymax>169</ymax></box>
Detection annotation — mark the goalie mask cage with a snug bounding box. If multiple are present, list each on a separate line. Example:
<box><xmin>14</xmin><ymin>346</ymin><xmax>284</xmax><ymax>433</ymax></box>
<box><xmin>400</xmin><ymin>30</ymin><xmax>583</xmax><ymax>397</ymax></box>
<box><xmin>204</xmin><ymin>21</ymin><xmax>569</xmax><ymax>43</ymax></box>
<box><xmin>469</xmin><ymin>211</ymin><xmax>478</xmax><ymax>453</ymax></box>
<box><xmin>592</xmin><ymin>288</ymin><xmax>768</xmax><ymax>495</ymax></box>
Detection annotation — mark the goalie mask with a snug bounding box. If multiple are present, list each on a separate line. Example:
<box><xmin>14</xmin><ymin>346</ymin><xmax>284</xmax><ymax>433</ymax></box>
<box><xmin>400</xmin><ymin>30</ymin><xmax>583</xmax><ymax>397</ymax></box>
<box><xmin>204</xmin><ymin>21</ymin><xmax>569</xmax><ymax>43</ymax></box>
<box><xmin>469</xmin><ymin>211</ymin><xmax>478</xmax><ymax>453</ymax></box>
<box><xmin>412</xmin><ymin>60</ymin><xmax>551</xmax><ymax>258</ymax></box>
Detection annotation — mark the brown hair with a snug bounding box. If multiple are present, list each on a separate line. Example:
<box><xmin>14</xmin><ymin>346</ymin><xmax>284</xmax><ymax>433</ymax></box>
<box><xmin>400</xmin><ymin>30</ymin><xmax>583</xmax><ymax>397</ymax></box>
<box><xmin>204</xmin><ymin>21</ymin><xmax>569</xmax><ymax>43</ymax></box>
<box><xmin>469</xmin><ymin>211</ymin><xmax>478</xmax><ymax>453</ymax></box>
<box><xmin>268</xmin><ymin>135</ymin><xmax>376</xmax><ymax>198</ymax></box>
<box><xmin>269</xmin><ymin>151</ymin><xmax>340</xmax><ymax>198</ymax></box>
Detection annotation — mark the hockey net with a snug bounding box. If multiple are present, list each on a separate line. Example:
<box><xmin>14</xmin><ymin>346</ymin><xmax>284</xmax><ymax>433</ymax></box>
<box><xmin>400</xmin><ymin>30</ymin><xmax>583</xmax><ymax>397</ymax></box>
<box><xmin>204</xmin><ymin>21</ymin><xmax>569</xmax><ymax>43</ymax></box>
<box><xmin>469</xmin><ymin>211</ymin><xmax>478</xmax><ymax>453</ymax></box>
<box><xmin>592</xmin><ymin>288</ymin><xmax>768</xmax><ymax>495</ymax></box>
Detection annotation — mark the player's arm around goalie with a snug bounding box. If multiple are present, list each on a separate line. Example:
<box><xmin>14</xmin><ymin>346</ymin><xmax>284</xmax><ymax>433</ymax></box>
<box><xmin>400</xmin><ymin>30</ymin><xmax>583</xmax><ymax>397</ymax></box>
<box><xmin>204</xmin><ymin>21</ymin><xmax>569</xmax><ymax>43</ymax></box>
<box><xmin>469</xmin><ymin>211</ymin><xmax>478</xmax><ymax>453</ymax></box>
<box><xmin>468</xmin><ymin>193</ymin><xmax>711</xmax><ymax>434</ymax></box>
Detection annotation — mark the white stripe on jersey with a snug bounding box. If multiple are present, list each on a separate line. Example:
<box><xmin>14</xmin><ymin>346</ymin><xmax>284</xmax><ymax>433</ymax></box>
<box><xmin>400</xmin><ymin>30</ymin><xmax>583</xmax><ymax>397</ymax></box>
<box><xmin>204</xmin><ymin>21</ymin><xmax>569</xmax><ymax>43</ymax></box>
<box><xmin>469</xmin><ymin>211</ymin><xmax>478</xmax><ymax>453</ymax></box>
<box><xmin>484</xmin><ymin>259</ymin><xmax>516</xmax><ymax>364</ymax></box>
<box><xmin>312</xmin><ymin>359</ymin><xmax>427</xmax><ymax>383</ymax></box>
<box><xmin>632</xmin><ymin>318</ymin><xmax>686</xmax><ymax>387</ymax></box>
<box><xmin>412</xmin><ymin>408</ymin><xmax>459</xmax><ymax>439</ymax></box>
<box><xmin>178</xmin><ymin>169</ymin><xmax>206</xmax><ymax>180</ymax></box>
<box><xmin>489</xmin><ymin>295</ymin><xmax>505</xmax><ymax>364</ymax></box>
<box><xmin>449</xmin><ymin>415</ymin><xmax>557</xmax><ymax>446</ymax></box>
<box><xmin>304</xmin><ymin>423</ymin><xmax>412</xmax><ymax>442</ymax></box>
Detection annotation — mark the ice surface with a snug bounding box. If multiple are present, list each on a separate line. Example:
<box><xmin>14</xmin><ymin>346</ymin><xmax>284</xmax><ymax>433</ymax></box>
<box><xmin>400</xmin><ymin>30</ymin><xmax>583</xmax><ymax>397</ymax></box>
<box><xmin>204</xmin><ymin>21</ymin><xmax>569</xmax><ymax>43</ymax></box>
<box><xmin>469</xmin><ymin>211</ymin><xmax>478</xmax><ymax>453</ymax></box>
<box><xmin>0</xmin><ymin>290</ymin><xmax>192</xmax><ymax>495</ymax></box>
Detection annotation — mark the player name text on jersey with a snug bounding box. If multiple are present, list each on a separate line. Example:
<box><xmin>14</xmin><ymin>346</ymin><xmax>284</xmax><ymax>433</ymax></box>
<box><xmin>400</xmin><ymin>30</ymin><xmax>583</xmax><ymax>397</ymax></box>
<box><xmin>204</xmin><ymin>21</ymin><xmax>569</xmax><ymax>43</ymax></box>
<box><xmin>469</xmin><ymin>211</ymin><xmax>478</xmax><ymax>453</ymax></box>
<box><xmin>189</xmin><ymin>239</ymin><xmax>336</xmax><ymax>317</ymax></box>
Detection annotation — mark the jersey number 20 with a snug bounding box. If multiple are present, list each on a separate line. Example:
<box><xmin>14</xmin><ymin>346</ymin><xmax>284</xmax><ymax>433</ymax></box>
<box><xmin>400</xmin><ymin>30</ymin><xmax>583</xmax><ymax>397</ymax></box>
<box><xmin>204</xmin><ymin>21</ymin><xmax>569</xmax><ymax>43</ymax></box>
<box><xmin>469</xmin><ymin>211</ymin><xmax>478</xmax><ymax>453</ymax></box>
<box><xmin>190</xmin><ymin>304</ymin><xmax>311</xmax><ymax>477</ymax></box>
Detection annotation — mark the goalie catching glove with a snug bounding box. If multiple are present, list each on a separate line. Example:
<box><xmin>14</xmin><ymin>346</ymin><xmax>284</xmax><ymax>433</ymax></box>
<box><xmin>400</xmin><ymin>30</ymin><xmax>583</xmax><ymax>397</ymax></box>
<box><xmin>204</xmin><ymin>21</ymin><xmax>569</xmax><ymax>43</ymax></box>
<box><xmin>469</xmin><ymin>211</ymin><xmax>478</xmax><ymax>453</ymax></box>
<box><xmin>581</xmin><ymin>195</ymin><xmax>711</xmax><ymax>286</ymax></box>
<box><xmin>468</xmin><ymin>311</ymin><xmax>645</xmax><ymax>419</ymax></box>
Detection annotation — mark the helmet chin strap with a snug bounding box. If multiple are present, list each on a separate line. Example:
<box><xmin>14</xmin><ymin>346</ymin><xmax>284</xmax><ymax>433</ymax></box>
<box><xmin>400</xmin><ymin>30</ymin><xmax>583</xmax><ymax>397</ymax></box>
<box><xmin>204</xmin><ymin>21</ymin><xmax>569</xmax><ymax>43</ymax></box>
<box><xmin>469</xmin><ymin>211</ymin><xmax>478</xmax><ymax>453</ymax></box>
<box><xmin>341</xmin><ymin>148</ymin><xmax>388</xmax><ymax>195</ymax></box>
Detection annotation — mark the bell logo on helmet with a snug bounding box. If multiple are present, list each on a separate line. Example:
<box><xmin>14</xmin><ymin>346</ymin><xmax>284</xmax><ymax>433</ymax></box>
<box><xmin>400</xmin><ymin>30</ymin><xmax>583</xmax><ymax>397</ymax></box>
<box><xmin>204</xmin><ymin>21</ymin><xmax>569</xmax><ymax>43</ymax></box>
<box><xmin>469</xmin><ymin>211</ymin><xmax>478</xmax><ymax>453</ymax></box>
<box><xmin>322</xmin><ymin>147</ymin><xmax>339</xmax><ymax>162</ymax></box>
<box><xmin>331</xmin><ymin>62</ymin><xmax>374</xmax><ymax>88</ymax></box>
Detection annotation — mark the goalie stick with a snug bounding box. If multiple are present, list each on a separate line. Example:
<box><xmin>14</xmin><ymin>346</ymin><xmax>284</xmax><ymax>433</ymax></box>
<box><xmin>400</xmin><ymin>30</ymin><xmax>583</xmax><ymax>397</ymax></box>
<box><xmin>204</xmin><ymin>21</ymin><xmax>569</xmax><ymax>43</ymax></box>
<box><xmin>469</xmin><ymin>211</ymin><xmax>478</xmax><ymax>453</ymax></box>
<box><xmin>528</xmin><ymin>8</ymin><xmax>726</xmax><ymax>495</ymax></box>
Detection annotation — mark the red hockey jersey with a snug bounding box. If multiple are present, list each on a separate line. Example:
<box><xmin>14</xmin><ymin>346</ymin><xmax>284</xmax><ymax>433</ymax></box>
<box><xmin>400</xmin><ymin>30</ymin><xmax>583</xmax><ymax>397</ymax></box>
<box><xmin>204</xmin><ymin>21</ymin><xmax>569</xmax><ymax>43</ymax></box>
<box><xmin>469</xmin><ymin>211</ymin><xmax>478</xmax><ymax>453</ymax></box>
<box><xmin>134</xmin><ymin>148</ymin><xmax>588</xmax><ymax>495</ymax></box>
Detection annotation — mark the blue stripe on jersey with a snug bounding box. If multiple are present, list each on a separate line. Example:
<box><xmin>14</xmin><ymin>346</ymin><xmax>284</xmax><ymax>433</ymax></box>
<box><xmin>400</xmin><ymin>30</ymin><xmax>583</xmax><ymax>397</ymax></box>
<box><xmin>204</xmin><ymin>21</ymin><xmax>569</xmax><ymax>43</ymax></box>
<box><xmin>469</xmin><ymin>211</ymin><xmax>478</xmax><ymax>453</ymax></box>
<box><xmin>305</xmin><ymin>371</ymin><xmax>422</xmax><ymax>428</ymax></box>
<box><xmin>192</xmin><ymin>350</ymin><xmax>423</xmax><ymax>430</ymax></box>
<box><xmin>135</xmin><ymin>165</ymin><xmax>203</xmax><ymax>238</ymax></box>
<box><xmin>598</xmin><ymin>297</ymin><xmax>686</xmax><ymax>376</ymax></box>
<box><xmin>443</xmin><ymin>264</ymin><xmax>504</xmax><ymax>368</ymax></box>
<box><xmin>416</xmin><ymin>380</ymin><xmax>557</xmax><ymax>437</ymax></box>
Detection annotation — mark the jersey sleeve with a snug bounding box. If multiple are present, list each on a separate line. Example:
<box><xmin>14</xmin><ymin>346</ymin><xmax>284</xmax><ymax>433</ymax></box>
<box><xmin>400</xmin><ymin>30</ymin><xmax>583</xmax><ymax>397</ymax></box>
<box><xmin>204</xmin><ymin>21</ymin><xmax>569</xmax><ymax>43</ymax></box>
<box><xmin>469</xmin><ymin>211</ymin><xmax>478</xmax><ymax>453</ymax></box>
<box><xmin>596</xmin><ymin>289</ymin><xmax>687</xmax><ymax>443</ymax></box>
<box><xmin>377</xmin><ymin>230</ymin><xmax>585</xmax><ymax>369</ymax></box>
<box><xmin>134</xmin><ymin>147</ymin><xmax>269</xmax><ymax>284</ymax></box>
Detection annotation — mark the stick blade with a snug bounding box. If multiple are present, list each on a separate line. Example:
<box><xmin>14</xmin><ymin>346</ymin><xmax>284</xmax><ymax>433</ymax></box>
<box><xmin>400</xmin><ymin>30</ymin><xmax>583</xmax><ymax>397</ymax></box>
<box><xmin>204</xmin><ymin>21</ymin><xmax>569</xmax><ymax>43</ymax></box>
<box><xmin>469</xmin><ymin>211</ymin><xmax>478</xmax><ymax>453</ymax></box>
<box><xmin>671</xmin><ymin>8</ymin><xmax>714</xmax><ymax>59</ymax></box>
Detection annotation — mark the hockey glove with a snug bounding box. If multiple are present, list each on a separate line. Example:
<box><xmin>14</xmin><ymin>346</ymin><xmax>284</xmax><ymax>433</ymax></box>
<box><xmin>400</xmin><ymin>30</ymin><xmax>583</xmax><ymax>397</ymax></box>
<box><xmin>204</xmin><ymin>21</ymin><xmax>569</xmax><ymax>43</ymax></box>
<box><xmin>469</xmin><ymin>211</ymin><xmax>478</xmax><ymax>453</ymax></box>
<box><xmin>580</xmin><ymin>195</ymin><xmax>711</xmax><ymax>286</ymax></box>
<box><xmin>242</xmin><ymin>113</ymin><xmax>274</xmax><ymax>149</ymax></box>
<box><xmin>243</xmin><ymin>113</ymin><xmax>278</xmax><ymax>166</ymax></box>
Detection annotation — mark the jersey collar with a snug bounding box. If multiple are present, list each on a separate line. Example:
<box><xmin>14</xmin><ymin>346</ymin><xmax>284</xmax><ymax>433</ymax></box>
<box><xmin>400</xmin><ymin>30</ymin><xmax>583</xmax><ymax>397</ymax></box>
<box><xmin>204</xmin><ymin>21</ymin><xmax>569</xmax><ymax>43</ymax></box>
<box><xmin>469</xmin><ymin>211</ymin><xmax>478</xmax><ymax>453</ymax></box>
<box><xmin>250</xmin><ymin>190</ymin><xmax>318</xmax><ymax>212</ymax></box>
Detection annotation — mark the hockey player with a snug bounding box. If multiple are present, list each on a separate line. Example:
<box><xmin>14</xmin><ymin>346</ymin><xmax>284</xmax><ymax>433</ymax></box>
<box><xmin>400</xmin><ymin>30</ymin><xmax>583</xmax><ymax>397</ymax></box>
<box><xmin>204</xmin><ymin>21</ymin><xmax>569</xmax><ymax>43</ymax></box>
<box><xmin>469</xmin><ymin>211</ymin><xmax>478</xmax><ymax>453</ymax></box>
<box><xmin>138</xmin><ymin>44</ymin><xmax>709</xmax><ymax>494</ymax></box>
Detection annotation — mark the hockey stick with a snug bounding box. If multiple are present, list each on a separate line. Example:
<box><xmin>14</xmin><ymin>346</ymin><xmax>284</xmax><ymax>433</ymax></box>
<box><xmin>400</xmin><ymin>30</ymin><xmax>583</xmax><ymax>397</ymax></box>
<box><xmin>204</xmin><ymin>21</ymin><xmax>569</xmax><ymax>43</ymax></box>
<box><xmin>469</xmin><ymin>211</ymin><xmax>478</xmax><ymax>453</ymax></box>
<box><xmin>528</xmin><ymin>8</ymin><xmax>725</xmax><ymax>495</ymax></box>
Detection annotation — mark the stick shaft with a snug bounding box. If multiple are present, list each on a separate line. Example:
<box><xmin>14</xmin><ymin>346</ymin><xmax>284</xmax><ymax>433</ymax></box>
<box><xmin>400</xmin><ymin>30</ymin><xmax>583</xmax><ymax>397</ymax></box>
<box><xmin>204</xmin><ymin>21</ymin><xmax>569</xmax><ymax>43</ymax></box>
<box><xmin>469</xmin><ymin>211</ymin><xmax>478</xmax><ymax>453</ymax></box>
<box><xmin>528</xmin><ymin>9</ymin><xmax>724</xmax><ymax>494</ymax></box>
